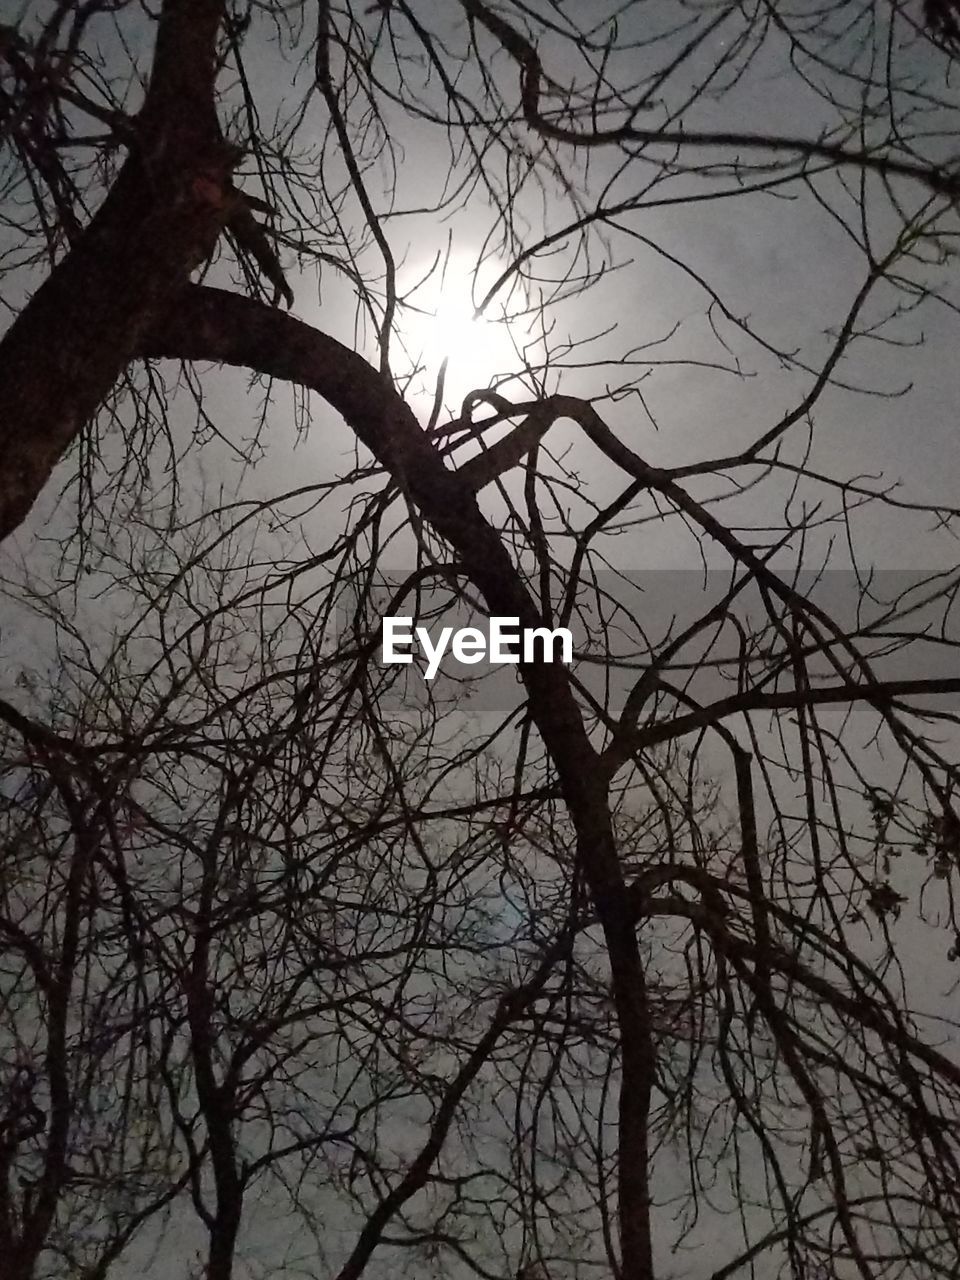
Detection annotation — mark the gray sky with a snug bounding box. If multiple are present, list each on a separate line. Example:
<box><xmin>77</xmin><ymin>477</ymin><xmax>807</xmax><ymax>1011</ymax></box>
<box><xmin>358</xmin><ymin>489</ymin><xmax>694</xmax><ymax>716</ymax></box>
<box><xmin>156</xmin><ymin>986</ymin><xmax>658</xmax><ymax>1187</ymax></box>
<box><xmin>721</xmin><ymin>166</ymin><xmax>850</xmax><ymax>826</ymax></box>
<box><xmin>3</xmin><ymin>3</ymin><xmax>960</xmax><ymax>1279</ymax></box>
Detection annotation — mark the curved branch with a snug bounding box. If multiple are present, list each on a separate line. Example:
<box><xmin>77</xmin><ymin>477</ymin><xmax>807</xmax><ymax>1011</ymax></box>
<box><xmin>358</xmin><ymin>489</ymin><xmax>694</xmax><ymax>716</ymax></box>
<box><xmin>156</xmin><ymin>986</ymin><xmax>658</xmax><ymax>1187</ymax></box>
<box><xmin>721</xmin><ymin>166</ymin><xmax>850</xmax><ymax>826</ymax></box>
<box><xmin>461</xmin><ymin>0</ymin><xmax>960</xmax><ymax>198</ymax></box>
<box><xmin>143</xmin><ymin>283</ymin><xmax>657</xmax><ymax>1279</ymax></box>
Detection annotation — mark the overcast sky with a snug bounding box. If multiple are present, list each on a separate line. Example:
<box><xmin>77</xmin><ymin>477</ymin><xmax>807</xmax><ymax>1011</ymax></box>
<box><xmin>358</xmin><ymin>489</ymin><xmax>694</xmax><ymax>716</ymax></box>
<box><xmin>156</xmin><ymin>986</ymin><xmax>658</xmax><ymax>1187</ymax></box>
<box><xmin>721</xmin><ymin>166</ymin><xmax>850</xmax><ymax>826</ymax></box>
<box><xmin>3</xmin><ymin>4</ymin><xmax>960</xmax><ymax>1279</ymax></box>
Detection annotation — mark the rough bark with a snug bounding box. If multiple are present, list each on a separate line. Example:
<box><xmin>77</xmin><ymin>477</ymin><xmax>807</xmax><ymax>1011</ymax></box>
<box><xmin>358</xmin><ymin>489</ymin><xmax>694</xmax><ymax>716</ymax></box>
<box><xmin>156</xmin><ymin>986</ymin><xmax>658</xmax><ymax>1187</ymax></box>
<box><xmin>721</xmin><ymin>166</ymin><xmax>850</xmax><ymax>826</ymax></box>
<box><xmin>0</xmin><ymin>0</ymin><xmax>230</xmax><ymax>543</ymax></box>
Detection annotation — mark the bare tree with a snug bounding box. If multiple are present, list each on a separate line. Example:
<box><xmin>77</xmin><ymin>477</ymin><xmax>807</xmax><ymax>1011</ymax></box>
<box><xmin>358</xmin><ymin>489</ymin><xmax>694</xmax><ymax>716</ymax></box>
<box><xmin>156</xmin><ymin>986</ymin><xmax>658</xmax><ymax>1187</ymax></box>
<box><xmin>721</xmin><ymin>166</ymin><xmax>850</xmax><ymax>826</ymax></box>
<box><xmin>3</xmin><ymin>3</ymin><xmax>960</xmax><ymax>1279</ymax></box>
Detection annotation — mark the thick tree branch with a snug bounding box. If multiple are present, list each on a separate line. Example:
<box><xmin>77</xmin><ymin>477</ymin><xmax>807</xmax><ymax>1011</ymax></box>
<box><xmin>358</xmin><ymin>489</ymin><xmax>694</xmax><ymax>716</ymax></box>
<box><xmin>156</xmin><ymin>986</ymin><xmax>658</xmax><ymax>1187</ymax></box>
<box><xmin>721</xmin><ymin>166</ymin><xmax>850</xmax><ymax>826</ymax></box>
<box><xmin>143</xmin><ymin>284</ymin><xmax>657</xmax><ymax>1280</ymax></box>
<box><xmin>0</xmin><ymin>0</ymin><xmax>230</xmax><ymax>543</ymax></box>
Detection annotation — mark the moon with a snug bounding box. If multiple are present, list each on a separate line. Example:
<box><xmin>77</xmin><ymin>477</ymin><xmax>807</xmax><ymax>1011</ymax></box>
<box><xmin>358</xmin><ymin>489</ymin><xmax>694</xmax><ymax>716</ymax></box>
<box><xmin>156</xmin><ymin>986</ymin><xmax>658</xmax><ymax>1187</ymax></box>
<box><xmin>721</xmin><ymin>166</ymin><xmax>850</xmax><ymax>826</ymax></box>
<box><xmin>399</xmin><ymin>252</ymin><xmax>523</xmax><ymax>412</ymax></box>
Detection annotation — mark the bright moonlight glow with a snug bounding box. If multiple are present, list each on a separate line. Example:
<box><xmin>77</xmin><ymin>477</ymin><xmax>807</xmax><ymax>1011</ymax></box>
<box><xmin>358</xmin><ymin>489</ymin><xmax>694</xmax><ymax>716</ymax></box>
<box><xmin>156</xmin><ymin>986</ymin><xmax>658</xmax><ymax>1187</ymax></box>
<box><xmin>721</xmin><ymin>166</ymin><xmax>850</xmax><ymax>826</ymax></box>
<box><xmin>401</xmin><ymin>253</ymin><xmax>522</xmax><ymax>410</ymax></box>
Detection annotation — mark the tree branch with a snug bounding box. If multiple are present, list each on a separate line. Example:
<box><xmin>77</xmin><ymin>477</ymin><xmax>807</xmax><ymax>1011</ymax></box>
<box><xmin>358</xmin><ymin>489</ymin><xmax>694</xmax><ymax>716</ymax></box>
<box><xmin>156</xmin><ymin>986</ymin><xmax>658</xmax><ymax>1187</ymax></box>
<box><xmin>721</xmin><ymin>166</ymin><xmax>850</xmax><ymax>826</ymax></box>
<box><xmin>143</xmin><ymin>283</ymin><xmax>657</xmax><ymax>1280</ymax></box>
<box><xmin>0</xmin><ymin>0</ymin><xmax>230</xmax><ymax>543</ymax></box>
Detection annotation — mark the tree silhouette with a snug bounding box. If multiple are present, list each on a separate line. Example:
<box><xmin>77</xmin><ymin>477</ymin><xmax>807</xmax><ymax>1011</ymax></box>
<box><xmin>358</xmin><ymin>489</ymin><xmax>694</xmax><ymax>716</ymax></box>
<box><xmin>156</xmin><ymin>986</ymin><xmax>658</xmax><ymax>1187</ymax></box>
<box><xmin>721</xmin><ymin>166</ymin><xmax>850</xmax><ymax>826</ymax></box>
<box><xmin>2</xmin><ymin>4</ymin><xmax>960</xmax><ymax>1279</ymax></box>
